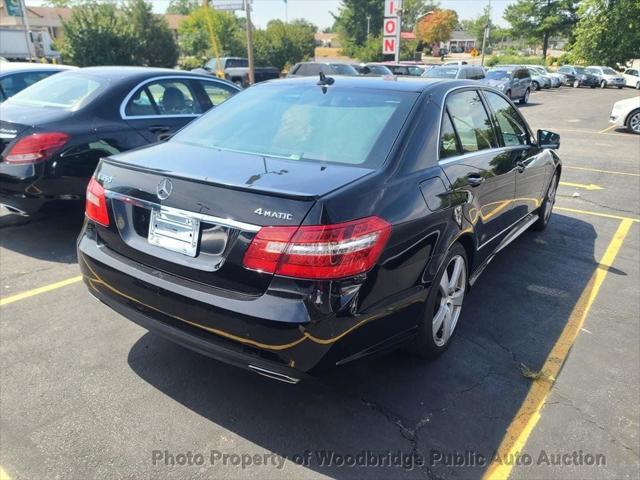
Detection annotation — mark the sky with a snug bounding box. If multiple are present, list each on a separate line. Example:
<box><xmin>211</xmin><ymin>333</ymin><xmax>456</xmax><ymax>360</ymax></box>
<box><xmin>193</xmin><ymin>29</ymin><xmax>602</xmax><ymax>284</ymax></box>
<box><xmin>27</xmin><ymin>0</ymin><xmax>512</xmax><ymax>30</ymax></box>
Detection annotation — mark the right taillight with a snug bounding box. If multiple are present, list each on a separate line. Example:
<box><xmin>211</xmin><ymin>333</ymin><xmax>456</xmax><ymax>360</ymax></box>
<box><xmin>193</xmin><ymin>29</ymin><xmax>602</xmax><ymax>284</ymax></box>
<box><xmin>85</xmin><ymin>177</ymin><xmax>109</xmax><ymax>227</ymax></box>
<box><xmin>243</xmin><ymin>216</ymin><xmax>392</xmax><ymax>280</ymax></box>
<box><xmin>4</xmin><ymin>132</ymin><xmax>69</xmax><ymax>164</ymax></box>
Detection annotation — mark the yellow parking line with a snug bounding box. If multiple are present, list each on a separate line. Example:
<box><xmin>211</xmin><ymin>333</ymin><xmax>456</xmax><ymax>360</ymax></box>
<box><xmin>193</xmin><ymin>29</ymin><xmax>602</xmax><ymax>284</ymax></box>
<box><xmin>0</xmin><ymin>276</ymin><xmax>82</xmax><ymax>307</ymax></box>
<box><xmin>483</xmin><ymin>218</ymin><xmax>634</xmax><ymax>480</ymax></box>
<box><xmin>555</xmin><ymin>206</ymin><xmax>640</xmax><ymax>223</ymax></box>
<box><xmin>564</xmin><ymin>166</ymin><xmax>640</xmax><ymax>177</ymax></box>
<box><xmin>598</xmin><ymin>124</ymin><xmax>618</xmax><ymax>134</ymax></box>
<box><xmin>0</xmin><ymin>466</ymin><xmax>11</xmax><ymax>480</ymax></box>
<box><xmin>559</xmin><ymin>181</ymin><xmax>604</xmax><ymax>191</ymax></box>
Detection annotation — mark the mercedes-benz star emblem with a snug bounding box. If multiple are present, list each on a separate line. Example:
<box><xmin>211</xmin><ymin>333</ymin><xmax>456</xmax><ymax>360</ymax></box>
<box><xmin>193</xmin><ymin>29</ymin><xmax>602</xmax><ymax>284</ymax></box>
<box><xmin>157</xmin><ymin>178</ymin><xmax>173</xmax><ymax>201</ymax></box>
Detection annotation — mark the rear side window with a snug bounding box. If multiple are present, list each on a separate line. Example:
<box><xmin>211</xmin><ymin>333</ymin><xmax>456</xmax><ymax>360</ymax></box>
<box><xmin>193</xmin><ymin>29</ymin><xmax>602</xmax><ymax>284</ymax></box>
<box><xmin>445</xmin><ymin>90</ymin><xmax>497</xmax><ymax>153</ymax></box>
<box><xmin>440</xmin><ymin>110</ymin><xmax>461</xmax><ymax>158</ymax></box>
<box><xmin>198</xmin><ymin>81</ymin><xmax>237</xmax><ymax>107</ymax></box>
<box><xmin>484</xmin><ymin>91</ymin><xmax>529</xmax><ymax>146</ymax></box>
<box><xmin>125</xmin><ymin>79</ymin><xmax>202</xmax><ymax>117</ymax></box>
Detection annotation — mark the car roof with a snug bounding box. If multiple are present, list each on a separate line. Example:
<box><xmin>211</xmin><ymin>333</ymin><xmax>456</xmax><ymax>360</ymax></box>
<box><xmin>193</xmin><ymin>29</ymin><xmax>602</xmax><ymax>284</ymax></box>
<box><xmin>58</xmin><ymin>66</ymin><xmax>212</xmax><ymax>81</ymax></box>
<box><xmin>0</xmin><ymin>62</ymin><xmax>76</xmax><ymax>74</ymax></box>
<box><xmin>262</xmin><ymin>75</ymin><xmax>481</xmax><ymax>93</ymax></box>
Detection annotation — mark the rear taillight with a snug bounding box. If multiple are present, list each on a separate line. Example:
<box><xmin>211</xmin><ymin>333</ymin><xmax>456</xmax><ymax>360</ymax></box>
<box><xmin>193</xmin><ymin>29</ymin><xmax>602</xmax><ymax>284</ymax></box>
<box><xmin>243</xmin><ymin>216</ymin><xmax>391</xmax><ymax>280</ymax></box>
<box><xmin>85</xmin><ymin>177</ymin><xmax>109</xmax><ymax>227</ymax></box>
<box><xmin>4</xmin><ymin>132</ymin><xmax>69</xmax><ymax>164</ymax></box>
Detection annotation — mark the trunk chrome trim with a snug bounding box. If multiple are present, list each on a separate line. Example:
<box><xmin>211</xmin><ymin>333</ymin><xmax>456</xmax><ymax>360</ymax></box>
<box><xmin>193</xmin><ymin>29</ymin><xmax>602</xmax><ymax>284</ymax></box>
<box><xmin>105</xmin><ymin>190</ymin><xmax>261</xmax><ymax>232</ymax></box>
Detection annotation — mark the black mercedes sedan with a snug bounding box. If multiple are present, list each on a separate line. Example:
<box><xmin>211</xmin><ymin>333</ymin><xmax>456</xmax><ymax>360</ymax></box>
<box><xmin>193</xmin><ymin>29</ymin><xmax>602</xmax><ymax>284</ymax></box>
<box><xmin>78</xmin><ymin>76</ymin><xmax>561</xmax><ymax>383</ymax></box>
<box><xmin>0</xmin><ymin>67</ymin><xmax>239</xmax><ymax>217</ymax></box>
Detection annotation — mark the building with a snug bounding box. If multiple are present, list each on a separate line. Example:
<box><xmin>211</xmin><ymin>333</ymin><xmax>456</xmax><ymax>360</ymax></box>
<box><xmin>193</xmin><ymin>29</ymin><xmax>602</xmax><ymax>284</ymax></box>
<box><xmin>446</xmin><ymin>30</ymin><xmax>477</xmax><ymax>53</ymax></box>
<box><xmin>0</xmin><ymin>6</ymin><xmax>186</xmax><ymax>40</ymax></box>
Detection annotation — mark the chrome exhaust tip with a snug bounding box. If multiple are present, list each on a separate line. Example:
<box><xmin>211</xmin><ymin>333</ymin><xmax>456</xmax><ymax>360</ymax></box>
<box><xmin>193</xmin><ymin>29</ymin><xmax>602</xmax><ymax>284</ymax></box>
<box><xmin>248</xmin><ymin>365</ymin><xmax>300</xmax><ymax>384</ymax></box>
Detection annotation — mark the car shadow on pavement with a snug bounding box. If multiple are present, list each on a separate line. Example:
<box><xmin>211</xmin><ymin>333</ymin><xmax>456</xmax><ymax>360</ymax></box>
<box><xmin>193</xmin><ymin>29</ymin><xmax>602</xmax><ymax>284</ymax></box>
<box><xmin>127</xmin><ymin>213</ymin><xmax>602</xmax><ymax>479</ymax></box>
<box><xmin>0</xmin><ymin>204</ymin><xmax>84</xmax><ymax>264</ymax></box>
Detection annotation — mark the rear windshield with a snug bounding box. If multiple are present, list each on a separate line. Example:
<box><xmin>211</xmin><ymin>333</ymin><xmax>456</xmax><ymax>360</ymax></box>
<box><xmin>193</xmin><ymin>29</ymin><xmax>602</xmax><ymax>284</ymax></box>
<box><xmin>226</xmin><ymin>58</ymin><xmax>249</xmax><ymax>68</ymax></box>
<box><xmin>172</xmin><ymin>83</ymin><xmax>418</xmax><ymax>167</ymax></box>
<box><xmin>7</xmin><ymin>73</ymin><xmax>105</xmax><ymax>110</ymax></box>
<box><xmin>424</xmin><ymin>67</ymin><xmax>458</xmax><ymax>78</ymax></box>
<box><xmin>486</xmin><ymin>70</ymin><xmax>510</xmax><ymax>79</ymax></box>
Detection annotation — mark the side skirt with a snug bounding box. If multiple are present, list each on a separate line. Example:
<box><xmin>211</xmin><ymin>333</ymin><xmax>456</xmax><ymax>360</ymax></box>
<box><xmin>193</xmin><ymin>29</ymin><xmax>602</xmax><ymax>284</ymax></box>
<box><xmin>469</xmin><ymin>212</ymin><xmax>539</xmax><ymax>286</ymax></box>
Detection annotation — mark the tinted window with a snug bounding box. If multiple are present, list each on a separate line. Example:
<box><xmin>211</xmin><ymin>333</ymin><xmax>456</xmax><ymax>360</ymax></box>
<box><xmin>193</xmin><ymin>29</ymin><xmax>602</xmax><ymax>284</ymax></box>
<box><xmin>0</xmin><ymin>71</ymin><xmax>56</xmax><ymax>98</ymax></box>
<box><xmin>140</xmin><ymin>79</ymin><xmax>201</xmax><ymax>115</ymax></box>
<box><xmin>574</xmin><ymin>67</ymin><xmax>586</xmax><ymax>74</ymax></box>
<box><xmin>173</xmin><ymin>83</ymin><xmax>418</xmax><ymax>167</ymax></box>
<box><xmin>298</xmin><ymin>64</ymin><xmax>320</xmax><ymax>76</ymax></box>
<box><xmin>486</xmin><ymin>70</ymin><xmax>510</xmax><ymax>80</ymax></box>
<box><xmin>602</xmin><ymin>67</ymin><xmax>617</xmax><ymax>75</ymax></box>
<box><xmin>225</xmin><ymin>58</ymin><xmax>248</xmax><ymax>68</ymax></box>
<box><xmin>199</xmin><ymin>81</ymin><xmax>237</xmax><ymax>107</ymax></box>
<box><xmin>331</xmin><ymin>64</ymin><xmax>359</xmax><ymax>76</ymax></box>
<box><xmin>586</xmin><ymin>67</ymin><xmax>599</xmax><ymax>75</ymax></box>
<box><xmin>368</xmin><ymin>65</ymin><xmax>393</xmax><ymax>75</ymax></box>
<box><xmin>446</xmin><ymin>90</ymin><xmax>496</xmax><ymax>153</ymax></box>
<box><xmin>7</xmin><ymin>73</ymin><xmax>104</xmax><ymax>110</ymax></box>
<box><xmin>516</xmin><ymin>69</ymin><xmax>530</xmax><ymax>79</ymax></box>
<box><xmin>440</xmin><ymin>110</ymin><xmax>460</xmax><ymax>159</ymax></box>
<box><xmin>484</xmin><ymin>91</ymin><xmax>528</xmax><ymax>146</ymax></box>
<box><xmin>425</xmin><ymin>67</ymin><xmax>459</xmax><ymax>79</ymax></box>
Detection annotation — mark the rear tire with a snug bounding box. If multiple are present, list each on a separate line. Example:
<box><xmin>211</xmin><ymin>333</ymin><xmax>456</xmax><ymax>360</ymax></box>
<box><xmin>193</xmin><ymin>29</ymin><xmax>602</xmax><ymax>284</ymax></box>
<box><xmin>600</xmin><ymin>80</ymin><xmax>607</xmax><ymax>88</ymax></box>
<box><xmin>412</xmin><ymin>243</ymin><xmax>468</xmax><ymax>357</ymax></box>
<box><xmin>636</xmin><ymin>82</ymin><xmax>640</xmax><ymax>90</ymax></box>
<box><xmin>531</xmin><ymin>172</ymin><xmax>559</xmax><ymax>231</ymax></box>
<box><xmin>532</xmin><ymin>81</ymin><xmax>539</xmax><ymax>91</ymax></box>
<box><xmin>617</xmin><ymin>86</ymin><xmax>623</xmax><ymax>89</ymax></box>
<box><xmin>505</xmin><ymin>89</ymin><xmax>512</xmax><ymax>99</ymax></box>
<box><xmin>626</xmin><ymin>109</ymin><xmax>640</xmax><ymax>134</ymax></box>
<box><xmin>519</xmin><ymin>88</ymin><xmax>530</xmax><ymax>105</ymax></box>
<box><xmin>573</xmin><ymin>79</ymin><xmax>580</xmax><ymax>88</ymax></box>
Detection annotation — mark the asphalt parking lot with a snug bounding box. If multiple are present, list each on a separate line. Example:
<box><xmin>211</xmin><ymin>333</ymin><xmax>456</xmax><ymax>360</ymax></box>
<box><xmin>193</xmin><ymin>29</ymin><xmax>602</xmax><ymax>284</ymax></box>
<box><xmin>1</xmin><ymin>86</ymin><xmax>639</xmax><ymax>480</ymax></box>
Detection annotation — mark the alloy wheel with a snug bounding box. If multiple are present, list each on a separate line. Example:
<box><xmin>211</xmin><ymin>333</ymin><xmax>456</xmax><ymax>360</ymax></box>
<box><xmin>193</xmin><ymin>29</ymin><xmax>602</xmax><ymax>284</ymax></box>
<box><xmin>573</xmin><ymin>79</ymin><xmax>580</xmax><ymax>88</ymax></box>
<box><xmin>543</xmin><ymin>176</ymin><xmax>558</xmax><ymax>223</ymax></box>
<box><xmin>629</xmin><ymin>112</ymin><xmax>640</xmax><ymax>134</ymax></box>
<box><xmin>432</xmin><ymin>255</ymin><xmax>466</xmax><ymax>347</ymax></box>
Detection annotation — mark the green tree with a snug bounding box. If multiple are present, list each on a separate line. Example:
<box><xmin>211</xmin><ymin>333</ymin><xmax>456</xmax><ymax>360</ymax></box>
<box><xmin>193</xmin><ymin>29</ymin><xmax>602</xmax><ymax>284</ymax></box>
<box><xmin>166</xmin><ymin>0</ymin><xmax>199</xmax><ymax>15</ymax></box>
<box><xmin>460</xmin><ymin>6</ymin><xmax>510</xmax><ymax>49</ymax></box>
<box><xmin>58</xmin><ymin>2</ymin><xmax>136</xmax><ymax>66</ymax></box>
<box><xmin>124</xmin><ymin>0</ymin><xmax>178</xmax><ymax>68</ymax></box>
<box><xmin>570</xmin><ymin>0</ymin><xmax>640</xmax><ymax>66</ymax></box>
<box><xmin>331</xmin><ymin>0</ymin><xmax>384</xmax><ymax>55</ymax></box>
<box><xmin>253</xmin><ymin>19</ymin><xmax>317</xmax><ymax>71</ymax></box>
<box><xmin>178</xmin><ymin>6</ymin><xmax>245</xmax><ymax>59</ymax></box>
<box><xmin>504</xmin><ymin>0</ymin><xmax>578</xmax><ymax>59</ymax></box>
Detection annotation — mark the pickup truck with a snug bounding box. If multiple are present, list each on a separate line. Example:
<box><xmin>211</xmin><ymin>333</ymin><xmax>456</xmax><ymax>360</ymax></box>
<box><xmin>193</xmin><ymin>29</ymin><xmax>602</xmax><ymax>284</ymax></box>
<box><xmin>197</xmin><ymin>57</ymin><xmax>280</xmax><ymax>88</ymax></box>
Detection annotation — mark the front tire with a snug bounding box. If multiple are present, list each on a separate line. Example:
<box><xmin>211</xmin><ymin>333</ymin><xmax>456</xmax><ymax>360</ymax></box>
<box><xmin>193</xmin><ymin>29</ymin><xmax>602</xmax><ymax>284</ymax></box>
<box><xmin>519</xmin><ymin>88</ymin><xmax>530</xmax><ymax>105</ymax></box>
<box><xmin>573</xmin><ymin>79</ymin><xmax>580</xmax><ymax>88</ymax></box>
<box><xmin>626</xmin><ymin>109</ymin><xmax>640</xmax><ymax>134</ymax></box>
<box><xmin>413</xmin><ymin>243</ymin><xmax>468</xmax><ymax>357</ymax></box>
<box><xmin>636</xmin><ymin>82</ymin><xmax>640</xmax><ymax>90</ymax></box>
<box><xmin>532</xmin><ymin>81</ymin><xmax>539</xmax><ymax>91</ymax></box>
<box><xmin>532</xmin><ymin>173</ymin><xmax>559</xmax><ymax>231</ymax></box>
<box><xmin>600</xmin><ymin>80</ymin><xmax>607</xmax><ymax>88</ymax></box>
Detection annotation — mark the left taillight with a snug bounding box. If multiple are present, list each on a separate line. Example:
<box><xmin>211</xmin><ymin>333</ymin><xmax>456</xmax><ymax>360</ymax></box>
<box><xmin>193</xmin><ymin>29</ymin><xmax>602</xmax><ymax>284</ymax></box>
<box><xmin>4</xmin><ymin>132</ymin><xmax>69</xmax><ymax>164</ymax></box>
<box><xmin>243</xmin><ymin>216</ymin><xmax>392</xmax><ymax>280</ymax></box>
<box><xmin>85</xmin><ymin>176</ymin><xmax>109</xmax><ymax>227</ymax></box>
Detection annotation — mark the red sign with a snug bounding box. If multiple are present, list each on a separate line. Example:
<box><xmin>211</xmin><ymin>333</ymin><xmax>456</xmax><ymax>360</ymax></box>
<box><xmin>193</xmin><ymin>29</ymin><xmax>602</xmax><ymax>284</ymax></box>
<box><xmin>383</xmin><ymin>37</ymin><xmax>396</xmax><ymax>55</ymax></box>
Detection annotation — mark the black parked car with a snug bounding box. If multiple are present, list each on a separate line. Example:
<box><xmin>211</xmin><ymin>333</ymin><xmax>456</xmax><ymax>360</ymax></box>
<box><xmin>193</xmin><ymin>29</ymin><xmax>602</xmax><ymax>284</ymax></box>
<box><xmin>557</xmin><ymin>65</ymin><xmax>599</xmax><ymax>88</ymax></box>
<box><xmin>0</xmin><ymin>67</ymin><xmax>239</xmax><ymax>216</ymax></box>
<box><xmin>78</xmin><ymin>77</ymin><xmax>561</xmax><ymax>383</ymax></box>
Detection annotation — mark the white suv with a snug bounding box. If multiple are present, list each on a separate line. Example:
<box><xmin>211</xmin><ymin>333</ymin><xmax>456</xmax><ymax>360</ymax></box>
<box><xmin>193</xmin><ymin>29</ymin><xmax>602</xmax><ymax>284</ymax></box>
<box><xmin>586</xmin><ymin>66</ymin><xmax>626</xmax><ymax>89</ymax></box>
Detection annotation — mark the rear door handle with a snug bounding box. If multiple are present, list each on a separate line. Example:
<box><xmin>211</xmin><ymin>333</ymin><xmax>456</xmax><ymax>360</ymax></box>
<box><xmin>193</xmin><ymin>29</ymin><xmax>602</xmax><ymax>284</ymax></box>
<box><xmin>467</xmin><ymin>175</ymin><xmax>485</xmax><ymax>187</ymax></box>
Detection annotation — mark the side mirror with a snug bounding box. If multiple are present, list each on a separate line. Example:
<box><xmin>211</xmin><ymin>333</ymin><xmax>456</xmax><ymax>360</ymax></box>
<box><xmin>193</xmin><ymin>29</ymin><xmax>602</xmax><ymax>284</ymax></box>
<box><xmin>537</xmin><ymin>129</ymin><xmax>560</xmax><ymax>150</ymax></box>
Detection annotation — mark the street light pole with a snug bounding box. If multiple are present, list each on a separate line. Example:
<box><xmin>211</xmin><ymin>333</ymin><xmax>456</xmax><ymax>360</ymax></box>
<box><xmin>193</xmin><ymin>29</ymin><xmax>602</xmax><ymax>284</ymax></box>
<box><xmin>366</xmin><ymin>15</ymin><xmax>371</xmax><ymax>37</ymax></box>
<box><xmin>245</xmin><ymin>0</ymin><xmax>255</xmax><ymax>85</ymax></box>
<box><xmin>394</xmin><ymin>10</ymin><xmax>401</xmax><ymax>63</ymax></box>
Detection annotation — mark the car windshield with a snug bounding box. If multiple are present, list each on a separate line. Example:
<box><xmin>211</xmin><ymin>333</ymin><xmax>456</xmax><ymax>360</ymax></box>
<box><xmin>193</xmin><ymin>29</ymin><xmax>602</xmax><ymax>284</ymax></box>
<box><xmin>226</xmin><ymin>58</ymin><xmax>248</xmax><ymax>68</ymax></box>
<box><xmin>172</xmin><ymin>83</ymin><xmax>418</xmax><ymax>167</ymax></box>
<box><xmin>574</xmin><ymin>67</ymin><xmax>586</xmax><ymax>74</ymax></box>
<box><xmin>331</xmin><ymin>64</ymin><xmax>359</xmax><ymax>76</ymax></box>
<box><xmin>601</xmin><ymin>67</ymin><xmax>617</xmax><ymax>75</ymax></box>
<box><xmin>424</xmin><ymin>67</ymin><xmax>458</xmax><ymax>78</ymax></box>
<box><xmin>368</xmin><ymin>65</ymin><xmax>393</xmax><ymax>75</ymax></box>
<box><xmin>486</xmin><ymin>70</ymin><xmax>510</xmax><ymax>80</ymax></box>
<box><xmin>6</xmin><ymin>73</ymin><xmax>105</xmax><ymax>110</ymax></box>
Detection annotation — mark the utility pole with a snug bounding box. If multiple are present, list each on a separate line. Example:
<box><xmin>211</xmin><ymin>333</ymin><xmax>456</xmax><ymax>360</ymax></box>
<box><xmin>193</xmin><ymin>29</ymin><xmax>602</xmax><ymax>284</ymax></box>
<box><xmin>480</xmin><ymin>0</ymin><xmax>492</xmax><ymax>66</ymax></box>
<box><xmin>19</xmin><ymin>0</ymin><xmax>35</xmax><ymax>61</ymax></box>
<box><xmin>366</xmin><ymin>15</ymin><xmax>371</xmax><ymax>37</ymax></box>
<box><xmin>394</xmin><ymin>9</ymin><xmax>402</xmax><ymax>63</ymax></box>
<box><xmin>245</xmin><ymin>0</ymin><xmax>255</xmax><ymax>85</ymax></box>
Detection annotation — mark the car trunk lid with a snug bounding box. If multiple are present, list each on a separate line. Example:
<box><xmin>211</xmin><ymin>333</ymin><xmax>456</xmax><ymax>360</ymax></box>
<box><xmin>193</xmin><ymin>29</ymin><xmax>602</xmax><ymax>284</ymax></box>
<box><xmin>93</xmin><ymin>142</ymin><xmax>374</xmax><ymax>295</ymax></box>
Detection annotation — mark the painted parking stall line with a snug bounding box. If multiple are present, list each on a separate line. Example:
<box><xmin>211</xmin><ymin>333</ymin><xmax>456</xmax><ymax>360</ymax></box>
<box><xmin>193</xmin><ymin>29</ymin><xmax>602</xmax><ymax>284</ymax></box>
<box><xmin>0</xmin><ymin>276</ymin><xmax>83</xmax><ymax>307</ymax></box>
<box><xmin>483</xmin><ymin>218</ymin><xmax>635</xmax><ymax>480</ymax></box>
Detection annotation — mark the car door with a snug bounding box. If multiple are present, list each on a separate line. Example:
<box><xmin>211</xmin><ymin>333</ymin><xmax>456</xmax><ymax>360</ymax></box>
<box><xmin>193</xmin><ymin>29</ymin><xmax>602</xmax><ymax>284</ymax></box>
<box><xmin>483</xmin><ymin>90</ymin><xmax>549</xmax><ymax>219</ymax></box>
<box><xmin>438</xmin><ymin>89</ymin><xmax>517</xmax><ymax>249</ymax></box>
<box><xmin>122</xmin><ymin>77</ymin><xmax>205</xmax><ymax>143</ymax></box>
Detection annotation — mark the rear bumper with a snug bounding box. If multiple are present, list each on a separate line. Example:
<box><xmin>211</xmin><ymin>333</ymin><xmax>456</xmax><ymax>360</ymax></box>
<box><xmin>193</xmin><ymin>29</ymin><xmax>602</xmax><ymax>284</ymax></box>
<box><xmin>78</xmin><ymin>228</ymin><xmax>426</xmax><ymax>380</ymax></box>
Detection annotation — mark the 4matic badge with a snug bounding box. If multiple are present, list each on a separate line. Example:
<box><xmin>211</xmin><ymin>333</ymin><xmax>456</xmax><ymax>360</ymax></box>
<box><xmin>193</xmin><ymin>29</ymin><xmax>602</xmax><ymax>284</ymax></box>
<box><xmin>253</xmin><ymin>208</ymin><xmax>293</xmax><ymax>221</ymax></box>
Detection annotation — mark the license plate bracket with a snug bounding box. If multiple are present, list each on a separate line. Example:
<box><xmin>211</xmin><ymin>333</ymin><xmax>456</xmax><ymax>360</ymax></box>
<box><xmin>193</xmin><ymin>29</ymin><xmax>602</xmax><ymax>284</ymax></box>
<box><xmin>148</xmin><ymin>208</ymin><xmax>200</xmax><ymax>257</ymax></box>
